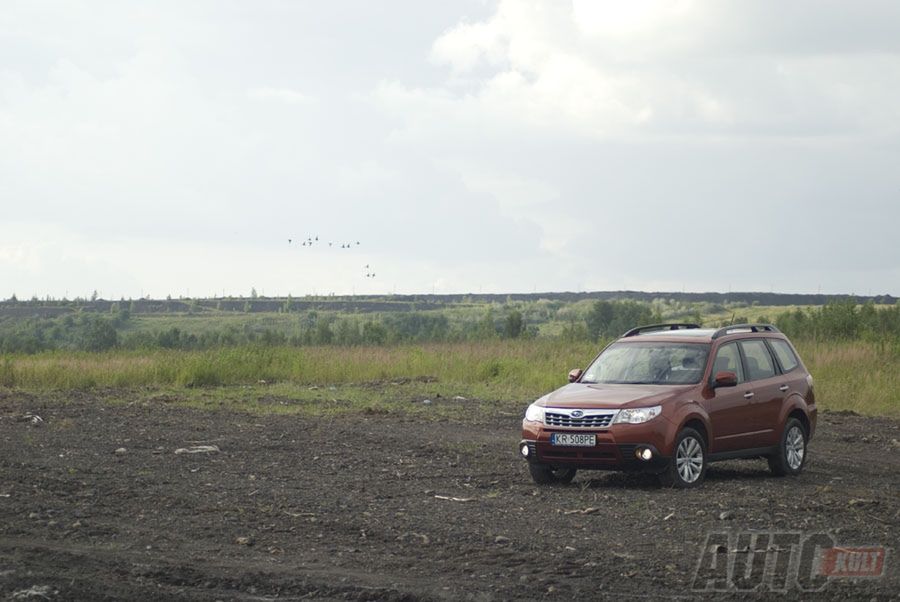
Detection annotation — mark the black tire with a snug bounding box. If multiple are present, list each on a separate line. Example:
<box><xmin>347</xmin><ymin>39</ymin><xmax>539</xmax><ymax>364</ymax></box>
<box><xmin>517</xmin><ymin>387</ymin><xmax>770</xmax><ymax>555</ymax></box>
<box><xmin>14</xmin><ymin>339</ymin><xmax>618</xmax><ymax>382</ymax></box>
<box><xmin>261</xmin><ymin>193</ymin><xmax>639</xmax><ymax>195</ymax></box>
<box><xmin>768</xmin><ymin>417</ymin><xmax>807</xmax><ymax>476</ymax></box>
<box><xmin>528</xmin><ymin>463</ymin><xmax>577</xmax><ymax>485</ymax></box>
<box><xmin>659</xmin><ymin>427</ymin><xmax>707</xmax><ymax>488</ymax></box>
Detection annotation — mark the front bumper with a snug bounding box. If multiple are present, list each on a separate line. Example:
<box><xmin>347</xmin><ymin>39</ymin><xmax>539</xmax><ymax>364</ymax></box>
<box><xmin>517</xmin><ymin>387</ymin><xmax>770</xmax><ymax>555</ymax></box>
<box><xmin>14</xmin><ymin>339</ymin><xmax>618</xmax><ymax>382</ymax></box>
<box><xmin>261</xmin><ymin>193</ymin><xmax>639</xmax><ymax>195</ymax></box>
<box><xmin>521</xmin><ymin>418</ymin><xmax>674</xmax><ymax>471</ymax></box>
<box><xmin>519</xmin><ymin>438</ymin><xmax>669</xmax><ymax>471</ymax></box>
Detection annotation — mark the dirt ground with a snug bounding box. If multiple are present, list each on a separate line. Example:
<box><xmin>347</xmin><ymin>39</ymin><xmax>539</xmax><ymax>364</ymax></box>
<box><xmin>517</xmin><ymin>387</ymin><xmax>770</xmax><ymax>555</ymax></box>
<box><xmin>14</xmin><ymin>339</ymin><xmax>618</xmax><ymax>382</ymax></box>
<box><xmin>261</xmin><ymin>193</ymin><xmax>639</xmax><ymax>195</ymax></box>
<box><xmin>0</xmin><ymin>391</ymin><xmax>897</xmax><ymax>601</ymax></box>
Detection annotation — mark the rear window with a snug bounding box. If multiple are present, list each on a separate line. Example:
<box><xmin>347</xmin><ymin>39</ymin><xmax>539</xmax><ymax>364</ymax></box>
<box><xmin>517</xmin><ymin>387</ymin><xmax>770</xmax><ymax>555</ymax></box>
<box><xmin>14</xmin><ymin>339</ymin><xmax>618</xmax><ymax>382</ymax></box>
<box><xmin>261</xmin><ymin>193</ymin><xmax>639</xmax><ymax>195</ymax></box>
<box><xmin>739</xmin><ymin>339</ymin><xmax>777</xmax><ymax>381</ymax></box>
<box><xmin>769</xmin><ymin>339</ymin><xmax>800</xmax><ymax>372</ymax></box>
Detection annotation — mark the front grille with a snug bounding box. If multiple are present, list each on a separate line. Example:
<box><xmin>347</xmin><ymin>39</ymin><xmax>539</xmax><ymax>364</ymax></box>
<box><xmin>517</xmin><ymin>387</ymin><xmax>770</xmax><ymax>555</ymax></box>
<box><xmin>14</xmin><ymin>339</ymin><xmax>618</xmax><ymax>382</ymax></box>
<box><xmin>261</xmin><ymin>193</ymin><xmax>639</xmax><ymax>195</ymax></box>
<box><xmin>544</xmin><ymin>411</ymin><xmax>616</xmax><ymax>429</ymax></box>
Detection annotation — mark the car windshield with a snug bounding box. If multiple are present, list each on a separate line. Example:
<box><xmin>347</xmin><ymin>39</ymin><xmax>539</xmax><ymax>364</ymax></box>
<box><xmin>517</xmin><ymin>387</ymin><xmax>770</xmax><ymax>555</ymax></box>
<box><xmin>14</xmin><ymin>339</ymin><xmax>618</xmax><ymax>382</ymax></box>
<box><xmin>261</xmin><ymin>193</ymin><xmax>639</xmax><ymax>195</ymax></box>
<box><xmin>581</xmin><ymin>342</ymin><xmax>710</xmax><ymax>385</ymax></box>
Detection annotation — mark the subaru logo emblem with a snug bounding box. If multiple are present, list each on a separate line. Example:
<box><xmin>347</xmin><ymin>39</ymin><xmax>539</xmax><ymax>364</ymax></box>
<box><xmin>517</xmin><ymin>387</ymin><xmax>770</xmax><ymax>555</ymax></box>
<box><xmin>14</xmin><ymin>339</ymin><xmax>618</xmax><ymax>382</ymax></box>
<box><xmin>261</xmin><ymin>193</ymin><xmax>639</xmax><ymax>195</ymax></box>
<box><xmin>571</xmin><ymin>410</ymin><xmax>584</xmax><ymax>418</ymax></box>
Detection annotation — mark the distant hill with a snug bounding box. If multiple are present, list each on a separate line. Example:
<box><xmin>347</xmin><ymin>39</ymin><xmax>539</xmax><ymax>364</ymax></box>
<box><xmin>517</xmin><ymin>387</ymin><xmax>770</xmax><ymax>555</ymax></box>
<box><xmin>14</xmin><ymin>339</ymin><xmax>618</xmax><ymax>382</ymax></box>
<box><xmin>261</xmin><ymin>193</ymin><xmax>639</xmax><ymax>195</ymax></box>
<box><xmin>0</xmin><ymin>290</ymin><xmax>895</xmax><ymax>318</ymax></box>
<box><xmin>379</xmin><ymin>290</ymin><xmax>898</xmax><ymax>306</ymax></box>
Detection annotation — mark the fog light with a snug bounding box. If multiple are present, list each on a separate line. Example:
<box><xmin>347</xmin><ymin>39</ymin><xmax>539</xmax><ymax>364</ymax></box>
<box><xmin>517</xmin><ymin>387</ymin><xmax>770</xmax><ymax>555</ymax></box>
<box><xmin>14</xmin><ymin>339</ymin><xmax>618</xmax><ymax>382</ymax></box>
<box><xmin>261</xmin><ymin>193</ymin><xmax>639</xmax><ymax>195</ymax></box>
<box><xmin>520</xmin><ymin>444</ymin><xmax>530</xmax><ymax>458</ymax></box>
<box><xmin>635</xmin><ymin>447</ymin><xmax>653</xmax><ymax>461</ymax></box>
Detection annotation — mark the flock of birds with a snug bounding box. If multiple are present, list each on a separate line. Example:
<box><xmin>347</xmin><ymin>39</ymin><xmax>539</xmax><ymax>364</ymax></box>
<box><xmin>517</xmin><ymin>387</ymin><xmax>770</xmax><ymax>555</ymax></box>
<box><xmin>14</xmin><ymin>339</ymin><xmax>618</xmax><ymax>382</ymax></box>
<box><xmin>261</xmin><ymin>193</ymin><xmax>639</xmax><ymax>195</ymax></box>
<box><xmin>287</xmin><ymin>236</ymin><xmax>360</xmax><ymax>249</ymax></box>
<box><xmin>288</xmin><ymin>235</ymin><xmax>375</xmax><ymax>278</ymax></box>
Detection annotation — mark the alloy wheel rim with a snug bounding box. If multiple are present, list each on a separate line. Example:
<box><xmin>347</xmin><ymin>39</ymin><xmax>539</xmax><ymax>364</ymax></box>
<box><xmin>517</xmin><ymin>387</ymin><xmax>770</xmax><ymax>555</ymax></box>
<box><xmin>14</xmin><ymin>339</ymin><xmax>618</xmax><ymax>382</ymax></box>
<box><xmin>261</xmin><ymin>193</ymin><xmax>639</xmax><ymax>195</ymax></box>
<box><xmin>786</xmin><ymin>426</ymin><xmax>805</xmax><ymax>470</ymax></box>
<box><xmin>676</xmin><ymin>436</ymin><xmax>703</xmax><ymax>483</ymax></box>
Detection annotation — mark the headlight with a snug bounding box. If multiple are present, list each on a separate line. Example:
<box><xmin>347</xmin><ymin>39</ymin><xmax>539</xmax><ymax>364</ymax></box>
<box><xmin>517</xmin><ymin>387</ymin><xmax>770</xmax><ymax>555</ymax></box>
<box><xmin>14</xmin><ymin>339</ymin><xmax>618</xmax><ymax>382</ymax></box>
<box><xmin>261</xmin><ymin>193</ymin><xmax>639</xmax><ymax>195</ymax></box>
<box><xmin>613</xmin><ymin>405</ymin><xmax>662</xmax><ymax>424</ymax></box>
<box><xmin>524</xmin><ymin>403</ymin><xmax>545</xmax><ymax>423</ymax></box>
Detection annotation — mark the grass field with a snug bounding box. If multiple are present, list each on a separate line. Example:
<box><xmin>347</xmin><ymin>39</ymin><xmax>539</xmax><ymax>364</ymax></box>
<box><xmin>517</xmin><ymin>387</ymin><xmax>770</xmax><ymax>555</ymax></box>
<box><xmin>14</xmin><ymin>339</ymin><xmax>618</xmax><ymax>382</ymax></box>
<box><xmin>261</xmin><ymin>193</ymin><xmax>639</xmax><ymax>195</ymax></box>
<box><xmin>1</xmin><ymin>339</ymin><xmax>897</xmax><ymax>418</ymax></box>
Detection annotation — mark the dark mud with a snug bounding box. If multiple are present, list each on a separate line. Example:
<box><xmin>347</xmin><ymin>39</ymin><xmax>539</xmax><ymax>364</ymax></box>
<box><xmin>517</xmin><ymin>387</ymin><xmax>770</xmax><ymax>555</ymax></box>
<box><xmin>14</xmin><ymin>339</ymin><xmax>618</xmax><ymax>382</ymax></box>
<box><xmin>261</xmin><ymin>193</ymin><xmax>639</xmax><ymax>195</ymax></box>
<box><xmin>0</xmin><ymin>394</ymin><xmax>897</xmax><ymax>600</ymax></box>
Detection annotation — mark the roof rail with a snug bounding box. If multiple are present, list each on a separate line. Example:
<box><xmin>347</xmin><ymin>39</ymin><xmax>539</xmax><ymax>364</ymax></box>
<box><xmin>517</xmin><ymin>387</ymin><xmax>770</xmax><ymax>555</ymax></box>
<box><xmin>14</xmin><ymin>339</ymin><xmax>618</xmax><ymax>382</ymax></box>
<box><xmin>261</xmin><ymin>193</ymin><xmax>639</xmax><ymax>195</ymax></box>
<box><xmin>622</xmin><ymin>323</ymin><xmax>702</xmax><ymax>338</ymax></box>
<box><xmin>711</xmin><ymin>324</ymin><xmax>781</xmax><ymax>340</ymax></box>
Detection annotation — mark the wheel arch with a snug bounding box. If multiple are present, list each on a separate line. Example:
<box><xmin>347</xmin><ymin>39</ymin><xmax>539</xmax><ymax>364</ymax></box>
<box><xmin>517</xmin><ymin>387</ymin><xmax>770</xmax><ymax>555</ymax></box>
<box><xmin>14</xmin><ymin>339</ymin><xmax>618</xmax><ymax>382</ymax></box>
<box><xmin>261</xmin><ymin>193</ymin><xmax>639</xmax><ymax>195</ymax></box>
<box><xmin>682</xmin><ymin>417</ymin><xmax>709</xmax><ymax>449</ymax></box>
<box><xmin>671</xmin><ymin>402</ymin><xmax>711</xmax><ymax>452</ymax></box>
<box><xmin>780</xmin><ymin>394</ymin><xmax>812</xmax><ymax>438</ymax></box>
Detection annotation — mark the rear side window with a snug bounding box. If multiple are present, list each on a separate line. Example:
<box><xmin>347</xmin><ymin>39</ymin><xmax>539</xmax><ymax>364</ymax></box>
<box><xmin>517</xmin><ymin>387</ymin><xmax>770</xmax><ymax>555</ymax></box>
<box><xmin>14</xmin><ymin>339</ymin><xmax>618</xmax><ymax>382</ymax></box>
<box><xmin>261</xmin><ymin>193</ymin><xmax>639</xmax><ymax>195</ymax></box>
<box><xmin>769</xmin><ymin>339</ymin><xmax>800</xmax><ymax>372</ymax></box>
<box><xmin>712</xmin><ymin>342</ymin><xmax>744</xmax><ymax>383</ymax></box>
<box><xmin>739</xmin><ymin>340</ymin><xmax>777</xmax><ymax>381</ymax></box>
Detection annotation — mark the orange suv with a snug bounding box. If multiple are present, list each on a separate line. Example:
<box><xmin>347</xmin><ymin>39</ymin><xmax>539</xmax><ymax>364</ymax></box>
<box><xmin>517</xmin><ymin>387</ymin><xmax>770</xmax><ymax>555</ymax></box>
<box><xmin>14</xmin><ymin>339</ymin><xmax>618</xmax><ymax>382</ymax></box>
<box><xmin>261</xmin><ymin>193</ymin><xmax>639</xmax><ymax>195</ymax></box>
<box><xmin>519</xmin><ymin>324</ymin><xmax>816</xmax><ymax>487</ymax></box>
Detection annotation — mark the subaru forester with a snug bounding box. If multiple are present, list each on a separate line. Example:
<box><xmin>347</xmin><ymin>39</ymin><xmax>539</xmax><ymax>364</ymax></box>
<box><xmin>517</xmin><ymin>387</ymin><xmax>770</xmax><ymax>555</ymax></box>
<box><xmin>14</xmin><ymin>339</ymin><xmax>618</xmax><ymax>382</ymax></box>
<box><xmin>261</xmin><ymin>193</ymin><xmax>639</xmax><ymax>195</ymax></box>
<box><xmin>519</xmin><ymin>324</ymin><xmax>816</xmax><ymax>487</ymax></box>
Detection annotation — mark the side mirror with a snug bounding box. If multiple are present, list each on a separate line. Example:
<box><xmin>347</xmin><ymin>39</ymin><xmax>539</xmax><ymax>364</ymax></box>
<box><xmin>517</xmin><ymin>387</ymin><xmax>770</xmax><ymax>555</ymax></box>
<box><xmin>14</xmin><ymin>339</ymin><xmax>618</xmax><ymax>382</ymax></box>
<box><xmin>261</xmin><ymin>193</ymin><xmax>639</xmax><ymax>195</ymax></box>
<box><xmin>568</xmin><ymin>369</ymin><xmax>583</xmax><ymax>383</ymax></box>
<box><xmin>712</xmin><ymin>371</ymin><xmax>738</xmax><ymax>388</ymax></box>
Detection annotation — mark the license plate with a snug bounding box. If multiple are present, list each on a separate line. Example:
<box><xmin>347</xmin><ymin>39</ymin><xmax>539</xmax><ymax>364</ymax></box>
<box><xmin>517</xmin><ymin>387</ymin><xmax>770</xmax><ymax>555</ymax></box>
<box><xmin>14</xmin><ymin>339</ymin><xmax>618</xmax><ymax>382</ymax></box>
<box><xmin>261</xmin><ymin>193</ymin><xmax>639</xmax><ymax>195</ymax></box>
<box><xmin>550</xmin><ymin>433</ymin><xmax>596</xmax><ymax>447</ymax></box>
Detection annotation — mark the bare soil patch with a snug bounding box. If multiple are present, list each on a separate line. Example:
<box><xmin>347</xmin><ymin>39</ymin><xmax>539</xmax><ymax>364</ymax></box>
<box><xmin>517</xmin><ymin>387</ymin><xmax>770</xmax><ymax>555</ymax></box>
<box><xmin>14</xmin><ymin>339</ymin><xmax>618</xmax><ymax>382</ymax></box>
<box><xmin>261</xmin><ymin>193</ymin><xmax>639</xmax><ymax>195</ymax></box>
<box><xmin>0</xmin><ymin>394</ymin><xmax>897</xmax><ymax>600</ymax></box>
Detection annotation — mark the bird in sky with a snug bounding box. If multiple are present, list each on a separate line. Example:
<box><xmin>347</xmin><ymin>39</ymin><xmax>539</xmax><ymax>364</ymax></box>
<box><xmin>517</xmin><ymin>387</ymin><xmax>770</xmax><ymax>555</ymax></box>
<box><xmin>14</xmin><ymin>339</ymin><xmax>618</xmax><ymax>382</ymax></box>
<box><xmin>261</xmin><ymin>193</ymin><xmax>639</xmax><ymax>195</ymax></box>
<box><xmin>286</xmin><ymin>235</ymin><xmax>362</xmax><ymax>252</ymax></box>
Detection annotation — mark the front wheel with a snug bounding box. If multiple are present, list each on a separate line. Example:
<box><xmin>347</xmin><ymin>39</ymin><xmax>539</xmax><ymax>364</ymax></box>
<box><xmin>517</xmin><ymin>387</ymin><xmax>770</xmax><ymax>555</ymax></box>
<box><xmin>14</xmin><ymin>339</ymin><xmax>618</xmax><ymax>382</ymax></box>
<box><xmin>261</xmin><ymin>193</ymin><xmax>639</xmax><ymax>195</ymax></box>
<box><xmin>768</xmin><ymin>418</ymin><xmax>807</xmax><ymax>476</ymax></box>
<box><xmin>659</xmin><ymin>427</ymin><xmax>707</xmax><ymax>488</ymax></box>
<box><xmin>528</xmin><ymin>463</ymin><xmax>577</xmax><ymax>485</ymax></box>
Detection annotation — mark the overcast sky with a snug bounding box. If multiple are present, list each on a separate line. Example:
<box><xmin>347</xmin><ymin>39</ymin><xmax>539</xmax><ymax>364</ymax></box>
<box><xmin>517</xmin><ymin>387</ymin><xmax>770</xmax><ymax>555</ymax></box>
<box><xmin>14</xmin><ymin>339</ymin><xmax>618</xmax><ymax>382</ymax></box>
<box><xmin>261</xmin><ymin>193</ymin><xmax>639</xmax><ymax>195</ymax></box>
<box><xmin>2</xmin><ymin>0</ymin><xmax>899</xmax><ymax>299</ymax></box>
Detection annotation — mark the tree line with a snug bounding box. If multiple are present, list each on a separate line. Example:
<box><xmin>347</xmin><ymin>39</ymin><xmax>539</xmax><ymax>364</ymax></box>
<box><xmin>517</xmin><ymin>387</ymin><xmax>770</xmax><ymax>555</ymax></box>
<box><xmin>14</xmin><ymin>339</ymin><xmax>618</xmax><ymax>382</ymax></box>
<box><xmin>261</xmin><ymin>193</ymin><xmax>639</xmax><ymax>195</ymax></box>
<box><xmin>0</xmin><ymin>298</ymin><xmax>897</xmax><ymax>354</ymax></box>
<box><xmin>774</xmin><ymin>300</ymin><xmax>900</xmax><ymax>341</ymax></box>
<box><xmin>0</xmin><ymin>307</ymin><xmax>531</xmax><ymax>353</ymax></box>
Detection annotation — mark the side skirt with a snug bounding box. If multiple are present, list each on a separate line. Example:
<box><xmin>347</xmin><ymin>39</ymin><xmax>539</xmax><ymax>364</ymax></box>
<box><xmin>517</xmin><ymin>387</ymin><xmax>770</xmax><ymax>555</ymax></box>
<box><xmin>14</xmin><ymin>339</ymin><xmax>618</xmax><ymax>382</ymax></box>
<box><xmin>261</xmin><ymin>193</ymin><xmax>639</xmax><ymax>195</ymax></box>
<box><xmin>708</xmin><ymin>446</ymin><xmax>778</xmax><ymax>462</ymax></box>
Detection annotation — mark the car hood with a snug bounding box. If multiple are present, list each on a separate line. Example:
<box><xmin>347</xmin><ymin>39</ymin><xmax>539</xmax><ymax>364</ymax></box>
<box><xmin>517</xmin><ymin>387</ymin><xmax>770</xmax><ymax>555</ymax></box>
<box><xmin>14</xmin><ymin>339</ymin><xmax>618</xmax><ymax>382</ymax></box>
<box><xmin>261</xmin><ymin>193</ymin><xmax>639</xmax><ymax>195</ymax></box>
<box><xmin>537</xmin><ymin>383</ymin><xmax>690</xmax><ymax>409</ymax></box>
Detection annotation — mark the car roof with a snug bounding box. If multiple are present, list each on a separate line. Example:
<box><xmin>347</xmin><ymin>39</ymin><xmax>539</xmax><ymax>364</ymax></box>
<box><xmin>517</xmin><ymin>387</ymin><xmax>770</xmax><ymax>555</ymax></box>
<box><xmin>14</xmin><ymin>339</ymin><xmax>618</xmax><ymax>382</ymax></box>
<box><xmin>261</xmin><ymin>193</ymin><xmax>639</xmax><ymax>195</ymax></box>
<box><xmin>616</xmin><ymin>324</ymin><xmax>785</xmax><ymax>343</ymax></box>
<box><xmin>629</xmin><ymin>328</ymin><xmax>717</xmax><ymax>340</ymax></box>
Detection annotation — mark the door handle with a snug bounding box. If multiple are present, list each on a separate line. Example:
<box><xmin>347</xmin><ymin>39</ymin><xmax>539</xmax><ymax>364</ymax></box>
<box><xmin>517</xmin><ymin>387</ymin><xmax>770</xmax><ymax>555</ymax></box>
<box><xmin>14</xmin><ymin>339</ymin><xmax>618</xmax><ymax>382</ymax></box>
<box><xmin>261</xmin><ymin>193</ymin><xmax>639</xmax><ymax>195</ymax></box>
<box><xmin>743</xmin><ymin>392</ymin><xmax>754</xmax><ymax>399</ymax></box>
<box><xmin>779</xmin><ymin>385</ymin><xmax>789</xmax><ymax>392</ymax></box>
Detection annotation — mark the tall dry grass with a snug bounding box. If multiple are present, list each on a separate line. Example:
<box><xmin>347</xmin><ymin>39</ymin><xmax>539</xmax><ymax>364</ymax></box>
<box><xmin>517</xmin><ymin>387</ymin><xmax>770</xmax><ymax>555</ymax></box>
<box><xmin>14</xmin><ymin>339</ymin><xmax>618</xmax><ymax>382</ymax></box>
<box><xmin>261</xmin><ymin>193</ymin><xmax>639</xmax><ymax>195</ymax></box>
<box><xmin>0</xmin><ymin>341</ymin><xmax>598</xmax><ymax>400</ymax></box>
<box><xmin>1</xmin><ymin>339</ymin><xmax>896</xmax><ymax>416</ymax></box>
<box><xmin>794</xmin><ymin>340</ymin><xmax>899</xmax><ymax>417</ymax></box>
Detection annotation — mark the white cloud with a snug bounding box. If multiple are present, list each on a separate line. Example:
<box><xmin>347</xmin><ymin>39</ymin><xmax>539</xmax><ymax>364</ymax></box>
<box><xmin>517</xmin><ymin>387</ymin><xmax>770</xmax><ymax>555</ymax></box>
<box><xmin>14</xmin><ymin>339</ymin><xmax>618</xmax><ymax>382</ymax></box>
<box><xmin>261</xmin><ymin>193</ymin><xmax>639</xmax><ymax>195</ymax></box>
<box><xmin>387</xmin><ymin>0</ymin><xmax>900</xmax><ymax>140</ymax></box>
<box><xmin>431</xmin><ymin>18</ymin><xmax>507</xmax><ymax>72</ymax></box>
<box><xmin>419</xmin><ymin>0</ymin><xmax>701</xmax><ymax>135</ymax></box>
<box><xmin>572</xmin><ymin>0</ymin><xmax>697</xmax><ymax>37</ymax></box>
<box><xmin>371</xmin><ymin>0</ymin><xmax>900</xmax><ymax>294</ymax></box>
<box><xmin>247</xmin><ymin>86</ymin><xmax>311</xmax><ymax>105</ymax></box>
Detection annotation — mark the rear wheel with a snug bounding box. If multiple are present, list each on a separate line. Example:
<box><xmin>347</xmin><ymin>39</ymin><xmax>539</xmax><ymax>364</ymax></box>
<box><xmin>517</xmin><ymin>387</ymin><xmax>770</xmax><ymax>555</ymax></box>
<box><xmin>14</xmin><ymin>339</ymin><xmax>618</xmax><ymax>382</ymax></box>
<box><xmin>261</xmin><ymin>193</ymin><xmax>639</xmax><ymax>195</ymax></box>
<box><xmin>768</xmin><ymin>417</ymin><xmax>807</xmax><ymax>476</ymax></box>
<box><xmin>659</xmin><ymin>427</ymin><xmax>707</xmax><ymax>488</ymax></box>
<box><xmin>528</xmin><ymin>463</ymin><xmax>577</xmax><ymax>485</ymax></box>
